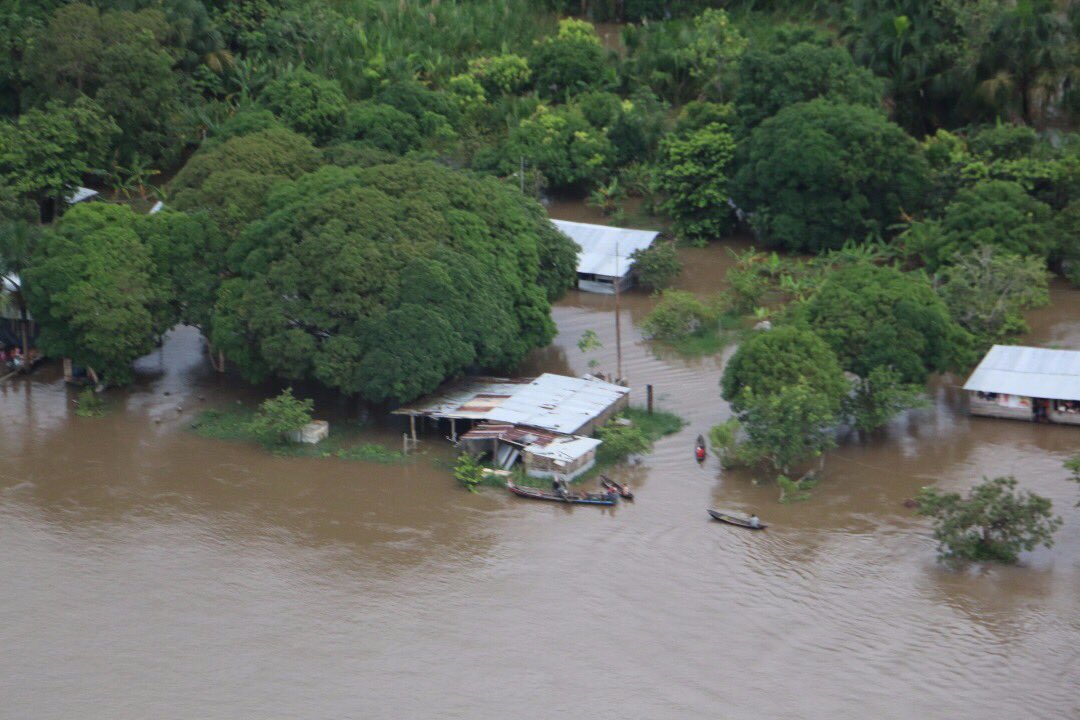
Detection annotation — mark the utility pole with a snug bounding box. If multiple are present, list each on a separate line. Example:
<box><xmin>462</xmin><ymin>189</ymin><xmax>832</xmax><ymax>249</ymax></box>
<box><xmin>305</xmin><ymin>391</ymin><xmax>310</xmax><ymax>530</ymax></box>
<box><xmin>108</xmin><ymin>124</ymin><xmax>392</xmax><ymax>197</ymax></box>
<box><xmin>614</xmin><ymin>240</ymin><xmax>623</xmax><ymax>383</ymax></box>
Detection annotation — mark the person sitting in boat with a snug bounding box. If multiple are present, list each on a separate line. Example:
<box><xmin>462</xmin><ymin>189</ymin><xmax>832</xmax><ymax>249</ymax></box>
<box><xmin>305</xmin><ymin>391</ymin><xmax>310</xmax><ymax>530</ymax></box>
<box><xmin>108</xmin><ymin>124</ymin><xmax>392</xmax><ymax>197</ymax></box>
<box><xmin>552</xmin><ymin>477</ymin><xmax>569</xmax><ymax>498</ymax></box>
<box><xmin>749</xmin><ymin>514</ymin><xmax>761</xmax><ymax>529</ymax></box>
<box><xmin>695</xmin><ymin>445</ymin><xmax>706</xmax><ymax>462</ymax></box>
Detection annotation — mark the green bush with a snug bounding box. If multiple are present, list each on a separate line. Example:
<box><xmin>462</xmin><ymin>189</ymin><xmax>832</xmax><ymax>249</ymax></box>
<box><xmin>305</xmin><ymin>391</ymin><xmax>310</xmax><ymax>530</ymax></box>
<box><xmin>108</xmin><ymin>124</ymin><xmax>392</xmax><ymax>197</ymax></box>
<box><xmin>247</xmin><ymin>388</ymin><xmax>314</xmax><ymax>445</ymax></box>
<box><xmin>641</xmin><ymin>290</ymin><xmax>715</xmax><ymax>341</ymax></box>
<box><xmin>631</xmin><ymin>241</ymin><xmax>682</xmax><ymax>290</ymax></box>
<box><xmin>454</xmin><ymin>453</ymin><xmax>485</xmax><ymax>492</ymax></box>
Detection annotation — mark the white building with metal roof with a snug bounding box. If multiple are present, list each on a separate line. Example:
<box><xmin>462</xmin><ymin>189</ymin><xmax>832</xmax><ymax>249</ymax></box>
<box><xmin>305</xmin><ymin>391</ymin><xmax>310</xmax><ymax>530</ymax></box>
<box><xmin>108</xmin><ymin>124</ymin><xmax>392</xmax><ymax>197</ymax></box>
<box><xmin>963</xmin><ymin>345</ymin><xmax>1080</xmax><ymax>425</ymax></box>
<box><xmin>551</xmin><ymin>219</ymin><xmax>659</xmax><ymax>294</ymax></box>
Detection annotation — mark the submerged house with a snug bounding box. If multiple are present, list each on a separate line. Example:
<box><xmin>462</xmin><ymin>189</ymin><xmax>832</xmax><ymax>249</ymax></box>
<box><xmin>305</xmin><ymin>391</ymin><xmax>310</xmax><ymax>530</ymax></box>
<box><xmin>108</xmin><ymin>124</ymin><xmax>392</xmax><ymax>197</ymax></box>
<box><xmin>551</xmin><ymin>219</ymin><xmax>659</xmax><ymax>294</ymax></box>
<box><xmin>963</xmin><ymin>345</ymin><xmax>1080</xmax><ymax>425</ymax></box>
<box><xmin>393</xmin><ymin>373</ymin><xmax>629</xmax><ymax>479</ymax></box>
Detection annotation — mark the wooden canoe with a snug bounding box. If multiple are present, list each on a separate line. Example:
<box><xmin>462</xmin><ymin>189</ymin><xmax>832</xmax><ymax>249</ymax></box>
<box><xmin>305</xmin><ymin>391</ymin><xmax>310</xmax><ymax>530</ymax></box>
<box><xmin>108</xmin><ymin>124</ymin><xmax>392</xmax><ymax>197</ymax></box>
<box><xmin>708</xmin><ymin>508</ymin><xmax>767</xmax><ymax>529</ymax></box>
<box><xmin>600</xmin><ymin>476</ymin><xmax>634</xmax><ymax>500</ymax></box>
<box><xmin>507</xmin><ymin>481</ymin><xmax>618</xmax><ymax>506</ymax></box>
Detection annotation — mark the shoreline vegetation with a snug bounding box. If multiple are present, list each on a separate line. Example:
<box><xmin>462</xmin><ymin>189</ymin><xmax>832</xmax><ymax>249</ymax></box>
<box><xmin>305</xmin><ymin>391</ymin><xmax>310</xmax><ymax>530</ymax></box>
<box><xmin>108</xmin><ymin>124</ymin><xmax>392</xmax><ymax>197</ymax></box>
<box><xmin>190</xmin><ymin>406</ymin><xmax>409</xmax><ymax>464</ymax></box>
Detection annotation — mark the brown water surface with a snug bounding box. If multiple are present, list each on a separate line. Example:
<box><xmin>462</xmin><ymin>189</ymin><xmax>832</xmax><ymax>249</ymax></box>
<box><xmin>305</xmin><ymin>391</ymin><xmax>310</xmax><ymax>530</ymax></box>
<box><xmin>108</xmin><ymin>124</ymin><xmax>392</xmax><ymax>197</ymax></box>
<box><xmin>2</xmin><ymin>244</ymin><xmax>1078</xmax><ymax>718</ymax></box>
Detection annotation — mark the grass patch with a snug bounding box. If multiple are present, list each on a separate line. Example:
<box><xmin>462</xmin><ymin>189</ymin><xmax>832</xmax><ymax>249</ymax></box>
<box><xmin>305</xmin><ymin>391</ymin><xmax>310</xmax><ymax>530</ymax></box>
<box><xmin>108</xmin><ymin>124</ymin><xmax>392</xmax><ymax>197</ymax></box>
<box><xmin>73</xmin><ymin>388</ymin><xmax>108</xmax><ymax>417</ymax></box>
<box><xmin>622</xmin><ymin>407</ymin><xmax>686</xmax><ymax>441</ymax></box>
<box><xmin>190</xmin><ymin>407</ymin><xmax>408</xmax><ymax>464</ymax></box>
<box><xmin>336</xmin><ymin>442</ymin><xmax>407</xmax><ymax>464</ymax></box>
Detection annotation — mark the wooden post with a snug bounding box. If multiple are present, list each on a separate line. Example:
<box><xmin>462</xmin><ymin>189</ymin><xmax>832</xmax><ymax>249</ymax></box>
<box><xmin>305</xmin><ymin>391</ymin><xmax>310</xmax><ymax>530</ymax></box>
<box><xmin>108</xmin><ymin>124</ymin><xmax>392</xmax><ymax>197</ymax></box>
<box><xmin>63</xmin><ymin>357</ymin><xmax>74</xmax><ymax>383</ymax></box>
<box><xmin>647</xmin><ymin>384</ymin><xmax>654</xmax><ymax>414</ymax></box>
<box><xmin>410</xmin><ymin>414</ymin><xmax>417</xmax><ymax>442</ymax></box>
<box><xmin>450</xmin><ymin>417</ymin><xmax>457</xmax><ymax>443</ymax></box>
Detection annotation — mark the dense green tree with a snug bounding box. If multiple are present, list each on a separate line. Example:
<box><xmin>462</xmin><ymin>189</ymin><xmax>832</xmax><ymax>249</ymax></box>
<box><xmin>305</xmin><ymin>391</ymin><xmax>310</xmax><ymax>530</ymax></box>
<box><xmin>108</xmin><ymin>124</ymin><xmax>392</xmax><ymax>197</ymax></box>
<box><xmin>721</xmin><ymin>325</ymin><xmax>849</xmax><ymax>415</ymax></box>
<box><xmin>136</xmin><ymin>209</ymin><xmax>227</xmax><ymax>331</ymax></box>
<box><xmin>641</xmin><ymin>289</ymin><xmax>715</xmax><ymax>341</ymax></box>
<box><xmin>907</xmin><ymin>180</ymin><xmax>1056</xmax><ymax>268</ymax></box>
<box><xmin>500</xmin><ymin>103</ymin><xmax>615</xmax><ymax>190</ymax></box>
<box><xmin>1054</xmin><ymin>200</ymin><xmax>1080</xmax><ymax>287</ymax></box>
<box><xmin>735</xmin><ymin>41</ymin><xmax>883</xmax><ymax>131</ymax></box>
<box><xmin>210</xmin><ymin>161</ymin><xmax>577</xmax><ymax>403</ymax></box>
<box><xmin>260</xmin><ymin>68</ymin><xmax>347</xmax><ymax>144</ymax></box>
<box><xmin>733</xmin><ymin>100</ymin><xmax>928</xmax><ymax>253</ymax></box>
<box><xmin>653</xmin><ymin>122</ymin><xmax>736</xmax><ymax>243</ymax></box>
<box><xmin>935</xmin><ymin>245</ymin><xmax>1050</xmax><ymax>347</ymax></box>
<box><xmin>0</xmin><ymin>187</ymin><xmax>41</xmax><ymax>357</ymax></box>
<box><xmin>796</xmin><ymin>263</ymin><xmax>966</xmax><ymax>382</ymax></box>
<box><xmin>0</xmin><ymin>97</ymin><xmax>119</xmax><ymax>219</ymax></box>
<box><xmin>169</xmin><ymin>127</ymin><xmax>321</xmax><ymax>238</ymax></box>
<box><xmin>529</xmin><ymin>18</ymin><xmax>613</xmax><ymax>99</ymax></box>
<box><xmin>24</xmin><ymin>204</ymin><xmax>174</xmax><ymax>386</ymax></box>
<box><xmin>916</xmin><ymin>476</ymin><xmax>1062</xmax><ymax>564</ymax></box>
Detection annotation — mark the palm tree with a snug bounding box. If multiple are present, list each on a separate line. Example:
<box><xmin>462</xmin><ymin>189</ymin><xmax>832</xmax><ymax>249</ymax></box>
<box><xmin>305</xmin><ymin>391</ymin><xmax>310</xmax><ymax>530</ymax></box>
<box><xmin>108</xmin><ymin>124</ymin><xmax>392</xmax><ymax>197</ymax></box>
<box><xmin>975</xmin><ymin>0</ymin><xmax>1073</xmax><ymax>125</ymax></box>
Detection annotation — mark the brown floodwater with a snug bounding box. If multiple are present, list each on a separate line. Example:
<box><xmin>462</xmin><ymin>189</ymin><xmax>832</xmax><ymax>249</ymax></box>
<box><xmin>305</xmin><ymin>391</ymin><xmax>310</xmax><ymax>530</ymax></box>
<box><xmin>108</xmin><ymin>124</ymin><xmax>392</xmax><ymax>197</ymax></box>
<box><xmin>2</xmin><ymin>234</ymin><xmax>1079</xmax><ymax>718</ymax></box>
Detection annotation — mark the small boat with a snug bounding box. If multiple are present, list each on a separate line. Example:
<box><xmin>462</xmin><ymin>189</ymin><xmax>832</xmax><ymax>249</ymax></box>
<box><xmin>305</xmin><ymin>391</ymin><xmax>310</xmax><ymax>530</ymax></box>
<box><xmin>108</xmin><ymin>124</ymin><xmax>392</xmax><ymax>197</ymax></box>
<box><xmin>600</xmin><ymin>475</ymin><xmax>634</xmax><ymax>500</ymax></box>
<box><xmin>708</xmin><ymin>508</ymin><xmax>767</xmax><ymax>529</ymax></box>
<box><xmin>507</xmin><ymin>480</ymin><xmax>618</xmax><ymax>506</ymax></box>
<box><xmin>695</xmin><ymin>434</ymin><xmax>707</xmax><ymax>463</ymax></box>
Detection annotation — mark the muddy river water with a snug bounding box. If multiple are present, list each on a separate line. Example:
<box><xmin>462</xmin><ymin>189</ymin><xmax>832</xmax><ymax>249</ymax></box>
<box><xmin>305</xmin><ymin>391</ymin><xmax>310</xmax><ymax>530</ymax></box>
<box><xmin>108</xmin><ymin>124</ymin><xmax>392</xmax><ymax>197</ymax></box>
<box><xmin>2</xmin><ymin>222</ymin><xmax>1078</xmax><ymax>718</ymax></box>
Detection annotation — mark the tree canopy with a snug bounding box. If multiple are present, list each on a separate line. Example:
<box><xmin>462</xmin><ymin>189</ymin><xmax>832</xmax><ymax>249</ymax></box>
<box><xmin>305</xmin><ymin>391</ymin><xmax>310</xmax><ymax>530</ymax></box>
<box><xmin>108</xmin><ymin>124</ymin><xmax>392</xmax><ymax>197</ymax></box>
<box><xmin>733</xmin><ymin>99</ymin><xmax>928</xmax><ymax>252</ymax></box>
<box><xmin>721</xmin><ymin>325</ymin><xmax>848</xmax><ymax>415</ymax></box>
<box><xmin>796</xmin><ymin>263</ymin><xmax>967</xmax><ymax>382</ymax></box>
<box><xmin>169</xmin><ymin>127</ymin><xmax>322</xmax><ymax>238</ymax></box>
<box><xmin>210</xmin><ymin>161</ymin><xmax>578</xmax><ymax>403</ymax></box>
<box><xmin>24</xmin><ymin>203</ymin><xmax>174</xmax><ymax>385</ymax></box>
<box><xmin>735</xmin><ymin>41</ymin><xmax>883</xmax><ymax>131</ymax></box>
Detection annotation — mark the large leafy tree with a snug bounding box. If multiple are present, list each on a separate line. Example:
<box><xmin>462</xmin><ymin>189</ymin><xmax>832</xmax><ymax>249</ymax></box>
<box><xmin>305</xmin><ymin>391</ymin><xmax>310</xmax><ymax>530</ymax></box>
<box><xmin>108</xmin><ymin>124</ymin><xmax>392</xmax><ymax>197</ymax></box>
<box><xmin>721</xmin><ymin>325</ymin><xmax>849</xmax><ymax>415</ymax></box>
<box><xmin>916</xmin><ymin>476</ymin><xmax>1061</xmax><ymax>564</ymax></box>
<box><xmin>737</xmin><ymin>379</ymin><xmax>840</xmax><ymax>477</ymax></box>
<box><xmin>796</xmin><ymin>263</ymin><xmax>967</xmax><ymax>382</ymax></box>
<box><xmin>733</xmin><ymin>99</ymin><xmax>928</xmax><ymax>253</ymax></box>
<box><xmin>169</xmin><ymin>127</ymin><xmax>321</xmax><ymax>238</ymax></box>
<box><xmin>210</xmin><ymin>161</ymin><xmax>578</xmax><ymax>403</ymax></box>
<box><xmin>24</xmin><ymin>204</ymin><xmax>175</xmax><ymax>386</ymax></box>
<box><xmin>735</xmin><ymin>41</ymin><xmax>883</xmax><ymax>131</ymax></box>
<box><xmin>500</xmin><ymin>103</ymin><xmax>615</xmax><ymax>191</ymax></box>
<box><xmin>0</xmin><ymin>97</ymin><xmax>118</xmax><ymax>219</ymax></box>
<box><xmin>653</xmin><ymin>121</ymin><xmax>736</xmax><ymax>244</ymax></box>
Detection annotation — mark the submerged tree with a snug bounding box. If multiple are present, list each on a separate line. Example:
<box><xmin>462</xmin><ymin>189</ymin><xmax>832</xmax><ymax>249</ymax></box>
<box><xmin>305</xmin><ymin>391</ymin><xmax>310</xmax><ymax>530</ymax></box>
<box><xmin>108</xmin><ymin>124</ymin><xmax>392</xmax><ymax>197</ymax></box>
<box><xmin>916</xmin><ymin>476</ymin><xmax>1061</xmax><ymax>564</ymax></box>
<box><xmin>248</xmin><ymin>387</ymin><xmax>314</xmax><ymax>445</ymax></box>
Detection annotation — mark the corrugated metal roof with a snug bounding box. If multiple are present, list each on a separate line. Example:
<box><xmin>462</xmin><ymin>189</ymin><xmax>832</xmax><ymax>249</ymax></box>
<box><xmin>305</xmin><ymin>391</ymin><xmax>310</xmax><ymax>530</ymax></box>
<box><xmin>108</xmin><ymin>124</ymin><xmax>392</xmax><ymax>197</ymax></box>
<box><xmin>393</xmin><ymin>373</ymin><xmax>629</xmax><ymax>434</ymax></box>
<box><xmin>552</xmin><ymin>219</ymin><xmax>659</xmax><ymax>279</ymax></box>
<box><xmin>525</xmin><ymin>435</ymin><xmax>601</xmax><ymax>462</ymax></box>
<box><xmin>66</xmin><ymin>187</ymin><xmax>98</xmax><ymax>205</ymax></box>
<box><xmin>962</xmin><ymin>345</ymin><xmax>1080</xmax><ymax>401</ymax></box>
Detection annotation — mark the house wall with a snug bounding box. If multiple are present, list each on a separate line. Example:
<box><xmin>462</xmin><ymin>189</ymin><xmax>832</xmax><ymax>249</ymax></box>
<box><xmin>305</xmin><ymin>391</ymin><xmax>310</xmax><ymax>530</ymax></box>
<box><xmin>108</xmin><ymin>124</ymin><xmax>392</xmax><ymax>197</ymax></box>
<box><xmin>524</xmin><ymin>447</ymin><xmax>597</xmax><ymax>481</ymax></box>
<box><xmin>968</xmin><ymin>393</ymin><xmax>1033</xmax><ymax>421</ymax></box>
<box><xmin>570</xmin><ymin>392</ymin><xmax>630</xmax><ymax>436</ymax></box>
